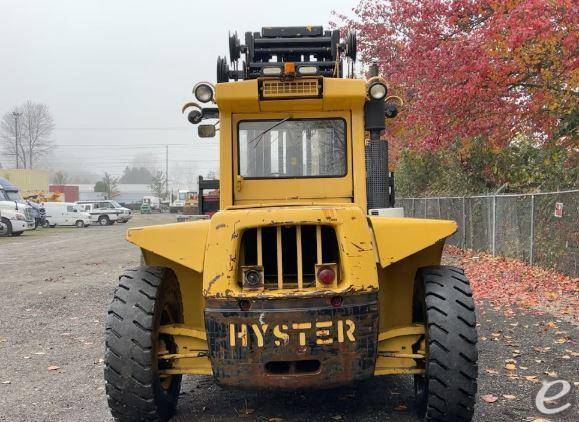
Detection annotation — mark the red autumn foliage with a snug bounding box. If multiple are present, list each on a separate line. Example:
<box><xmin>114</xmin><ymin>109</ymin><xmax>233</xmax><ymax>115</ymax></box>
<box><xmin>336</xmin><ymin>0</ymin><xmax>578</xmax><ymax>150</ymax></box>
<box><xmin>446</xmin><ymin>245</ymin><xmax>578</xmax><ymax>319</ymax></box>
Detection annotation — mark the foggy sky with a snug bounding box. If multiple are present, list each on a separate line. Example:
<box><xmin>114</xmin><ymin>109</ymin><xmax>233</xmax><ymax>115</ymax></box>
<box><xmin>0</xmin><ymin>0</ymin><xmax>356</xmax><ymax>186</ymax></box>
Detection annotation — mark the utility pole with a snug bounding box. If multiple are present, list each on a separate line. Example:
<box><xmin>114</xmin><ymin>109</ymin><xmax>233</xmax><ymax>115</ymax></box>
<box><xmin>12</xmin><ymin>111</ymin><xmax>22</xmax><ymax>168</ymax></box>
<box><xmin>165</xmin><ymin>144</ymin><xmax>169</xmax><ymax>198</ymax></box>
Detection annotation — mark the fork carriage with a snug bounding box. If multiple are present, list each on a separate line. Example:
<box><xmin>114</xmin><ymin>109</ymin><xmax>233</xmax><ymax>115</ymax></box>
<box><xmin>104</xmin><ymin>26</ymin><xmax>478</xmax><ymax>421</ymax></box>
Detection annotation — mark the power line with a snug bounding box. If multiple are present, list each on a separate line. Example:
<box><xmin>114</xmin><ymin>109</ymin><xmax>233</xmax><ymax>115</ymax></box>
<box><xmin>54</xmin><ymin>127</ymin><xmax>191</xmax><ymax>131</ymax></box>
<box><xmin>52</xmin><ymin>143</ymin><xmax>217</xmax><ymax>148</ymax></box>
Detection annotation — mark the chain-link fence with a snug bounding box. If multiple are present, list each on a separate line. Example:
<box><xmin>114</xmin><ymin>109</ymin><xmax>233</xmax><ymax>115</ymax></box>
<box><xmin>397</xmin><ymin>190</ymin><xmax>578</xmax><ymax>277</ymax></box>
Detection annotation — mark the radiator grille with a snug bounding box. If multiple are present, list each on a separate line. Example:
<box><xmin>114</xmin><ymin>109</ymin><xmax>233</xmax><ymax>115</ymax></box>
<box><xmin>261</xmin><ymin>79</ymin><xmax>320</xmax><ymax>98</ymax></box>
<box><xmin>23</xmin><ymin>208</ymin><xmax>34</xmax><ymax>222</ymax></box>
<box><xmin>239</xmin><ymin>225</ymin><xmax>339</xmax><ymax>290</ymax></box>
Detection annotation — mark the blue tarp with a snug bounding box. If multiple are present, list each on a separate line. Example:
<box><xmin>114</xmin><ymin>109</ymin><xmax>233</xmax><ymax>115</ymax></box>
<box><xmin>0</xmin><ymin>177</ymin><xmax>19</xmax><ymax>192</ymax></box>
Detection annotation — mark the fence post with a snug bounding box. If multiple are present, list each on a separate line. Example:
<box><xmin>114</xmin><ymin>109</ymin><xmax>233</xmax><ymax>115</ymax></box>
<box><xmin>437</xmin><ymin>197</ymin><xmax>442</xmax><ymax>218</ymax></box>
<box><xmin>412</xmin><ymin>198</ymin><xmax>415</xmax><ymax>217</ymax></box>
<box><xmin>529</xmin><ymin>194</ymin><xmax>535</xmax><ymax>266</ymax></box>
<box><xmin>492</xmin><ymin>184</ymin><xmax>508</xmax><ymax>257</ymax></box>
<box><xmin>492</xmin><ymin>195</ymin><xmax>496</xmax><ymax>256</ymax></box>
<box><xmin>462</xmin><ymin>196</ymin><xmax>466</xmax><ymax>249</ymax></box>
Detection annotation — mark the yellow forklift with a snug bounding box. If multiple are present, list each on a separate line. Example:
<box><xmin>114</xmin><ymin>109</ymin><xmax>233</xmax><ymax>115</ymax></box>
<box><xmin>105</xmin><ymin>26</ymin><xmax>478</xmax><ymax>421</ymax></box>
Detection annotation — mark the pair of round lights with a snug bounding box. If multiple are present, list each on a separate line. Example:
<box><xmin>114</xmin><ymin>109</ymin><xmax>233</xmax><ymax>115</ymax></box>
<box><xmin>193</xmin><ymin>82</ymin><xmax>215</xmax><ymax>103</ymax></box>
<box><xmin>368</xmin><ymin>82</ymin><xmax>387</xmax><ymax>100</ymax></box>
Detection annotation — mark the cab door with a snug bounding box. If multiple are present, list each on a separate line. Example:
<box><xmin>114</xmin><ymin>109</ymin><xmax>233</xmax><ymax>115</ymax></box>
<box><xmin>65</xmin><ymin>205</ymin><xmax>77</xmax><ymax>224</ymax></box>
<box><xmin>232</xmin><ymin>111</ymin><xmax>353</xmax><ymax>205</ymax></box>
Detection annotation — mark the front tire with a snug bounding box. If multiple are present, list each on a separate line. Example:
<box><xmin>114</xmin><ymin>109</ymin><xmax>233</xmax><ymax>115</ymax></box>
<box><xmin>76</xmin><ymin>220</ymin><xmax>85</xmax><ymax>228</ymax></box>
<box><xmin>1</xmin><ymin>218</ymin><xmax>12</xmax><ymax>236</ymax></box>
<box><xmin>414</xmin><ymin>266</ymin><xmax>478</xmax><ymax>421</ymax></box>
<box><xmin>104</xmin><ymin>266</ymin><xmax>183</xmax><ymax>421</ymax></box>
<box><xmin>98</xmin><ymin>215</ymin><xmax>110</xmax><ymax>226</ymax></box>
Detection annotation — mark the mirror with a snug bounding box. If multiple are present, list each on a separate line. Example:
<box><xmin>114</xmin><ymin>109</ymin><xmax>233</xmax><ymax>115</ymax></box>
<box><xmin>198</xmin><ymin>124</ymin><xmax>216</xmax><ymax>138</ymax></box>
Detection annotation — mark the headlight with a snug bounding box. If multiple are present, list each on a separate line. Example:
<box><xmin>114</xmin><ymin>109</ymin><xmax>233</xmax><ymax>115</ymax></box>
<box><xmin>262</xmin><ymin>67</ymin><xmax>282</xmax><ymax>76</ymax></box>
<box><xmin>369</xmin><ymin>82</ymin><xmax>387</xmax><ymax>100</ymax></box>
<box><xmin>298</xmin><ymin>66</ymin><xmax>318</xmax><ymax>75</ymax></box>
<box><xmin>193</xmin><ymin>82</ymin><xmax>214</xmax><ymax>103</ymax></box>
<box><xmin>15</xmin><ymin>213</ymin><xmax>25</xmax><ymax>221</ymax></box>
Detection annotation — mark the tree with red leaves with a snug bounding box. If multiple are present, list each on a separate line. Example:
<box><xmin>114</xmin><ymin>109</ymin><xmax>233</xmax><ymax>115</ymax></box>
<box><xmin>337</xmin><ymin>0</ymin><xmax>578</xmax><ymax>150</ymax></box>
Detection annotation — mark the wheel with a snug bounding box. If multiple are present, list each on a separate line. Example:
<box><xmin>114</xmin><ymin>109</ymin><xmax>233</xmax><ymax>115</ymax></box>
<box><xmin>76</xmin><ymin>220</ymin><xmax>85</xmax><ymax>228</ymax></box>
<box><xmin>105</xmin><ymin>266</ymin><xmax>183</xmax><ymax>421</ymax></box>
<box><xmin>42</xmin><ymin>221</ymin><xmax>50</xmax><ymax>229</ymax></box>
<box><xmin>1</xmin><ymin>218</ymin><xmax>12</xmax><ymax>236</ymax></box>
<box><xmin>414</xmin><ymin>266</ymin><xmax>478</xmax><ymax>421</ymax></box>
<box><xmin>98</xmin><ymin>215</ymin><xmax>110</xmax><ymax>226</ymax></box>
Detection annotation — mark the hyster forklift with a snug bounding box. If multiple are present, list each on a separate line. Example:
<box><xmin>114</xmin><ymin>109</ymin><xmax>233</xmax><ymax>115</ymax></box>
<box><xmin>105</xmin><ymin>26</ymin><xmax>478</xmax><ymax>421</ymax></box>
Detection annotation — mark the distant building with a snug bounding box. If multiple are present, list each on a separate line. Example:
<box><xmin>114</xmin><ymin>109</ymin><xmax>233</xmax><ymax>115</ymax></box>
<box><xmin>77</xmin><ymin>184</ymin><xmax>152</xmax><ymax>204</ymax></box>
<box><xmin>0</xmin><ymin>169</ymin><xmax>49</xmax><ymax>195</ymax></box>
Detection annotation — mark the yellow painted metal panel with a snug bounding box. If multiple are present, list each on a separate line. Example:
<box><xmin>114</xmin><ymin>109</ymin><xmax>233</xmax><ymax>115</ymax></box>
<box><xmin>377</xmin><ymin>243</ymin><xmax>445</xmax><ymax>333</ymax></box>
<box><xmin>203</xmin><ymin>204</ymin><xmax>377</xmax><ymax>297</ymax></box>
<box><xmin>142</xmin><ymin>253</ymin><xmax>206</xmax><ymax>336</ymax></box>
<box><xmin>219</xmin><ymin>112</ymin><xmax>233</xmax><ymax>209</ymax></box>
<box><xmin>215</xmin><ymin>79</ymin><xmax>259</xmax><ymax>113</ymax></box>
<box><xmin>351</xmin><ymin>110</ymin><xmax>367</xmax><ymax>210</ymax></box>
<box><xmin>322</xmin><ymin>78</ymin><xmax>366</xmax><ymax>110</ymax></box>
<box><xmin>127</xmin><ymin>220</ymin><xmax>210</xmax><ymax>273</ymax></box>
<box><xmin>369</xmin><ymin>217</ymin><xmax>456</xmax><ymax>267</ymax></box>
<box><xmin>259</xmin><ymin>99</ymin><xmax>323</xmax><ymax>112</ymax></box>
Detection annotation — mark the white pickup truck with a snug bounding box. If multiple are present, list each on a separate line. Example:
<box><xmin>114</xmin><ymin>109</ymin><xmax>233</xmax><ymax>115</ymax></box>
<box><xmin>0</xmin><ymin>200</ymin><xmax>35</xmax><ymax>236</ymax></box>
<box><xmin>76</xmin><ymin>200</ymin><xmax>131</xmax><ymax>225</ymax></box>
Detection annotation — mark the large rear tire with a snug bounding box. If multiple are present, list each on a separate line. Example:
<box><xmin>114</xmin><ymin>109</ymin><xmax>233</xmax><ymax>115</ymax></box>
<box><xmin>104</xmin><ymin>266</ymin><xmax>183</xmax><ymax>421</ymax></box>
<box><xmin>414</xmin><ymin>266</ymin><xmax>478</xmax><ymax>421</ymax></box>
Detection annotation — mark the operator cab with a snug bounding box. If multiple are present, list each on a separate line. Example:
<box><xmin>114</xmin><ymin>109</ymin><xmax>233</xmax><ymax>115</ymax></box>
<box><xmin>183</xmin><ymin>26</ymin><xmax>401</xmax><ymax>210</ymax></box>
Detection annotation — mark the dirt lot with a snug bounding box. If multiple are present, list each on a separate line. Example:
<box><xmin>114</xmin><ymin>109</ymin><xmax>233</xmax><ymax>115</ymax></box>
<box><xmin>0</xmin><ymin>214</ymin><xmax>576</xmax><ymax>421</ymax></box>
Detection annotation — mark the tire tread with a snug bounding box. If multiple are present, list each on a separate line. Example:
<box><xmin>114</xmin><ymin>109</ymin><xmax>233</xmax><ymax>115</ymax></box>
<box><xmin>419</xmin><ymin>266</ymin><xmax>478</xmax><ymax>422</ymax></box>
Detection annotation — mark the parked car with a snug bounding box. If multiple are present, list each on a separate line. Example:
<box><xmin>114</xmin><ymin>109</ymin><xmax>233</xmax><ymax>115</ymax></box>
<box><xmin>43</xmin><ymin>202</ymin><xmax>91</xmax><ymax>228</ymax></box>
<box><xmin>76</xmin><ymin>200</ymin><xmax>129</xmax><ymax>225</ymax></box>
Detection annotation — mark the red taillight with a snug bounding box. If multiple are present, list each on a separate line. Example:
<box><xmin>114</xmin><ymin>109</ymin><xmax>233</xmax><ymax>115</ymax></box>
<box><xmin>330</xmin><ymin>296</ymin><xmax>343</xmax><ymax>308</ymax></box>
<box><xmin>317</xmin><ymin>267</ymin><xmax>336</xmax><ymax>285</ymax></box>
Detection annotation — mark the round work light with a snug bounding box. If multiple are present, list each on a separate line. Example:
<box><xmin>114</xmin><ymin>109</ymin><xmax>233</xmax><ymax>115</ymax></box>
<box><xmin>193</xmin><ymin>82</ymin><xmax>214</xmax><ymax>103</ymax></box>
<box><xmin>368</xmin><ymin>82</ymin><xmax>387</xmax><ymax>100</ymax></box>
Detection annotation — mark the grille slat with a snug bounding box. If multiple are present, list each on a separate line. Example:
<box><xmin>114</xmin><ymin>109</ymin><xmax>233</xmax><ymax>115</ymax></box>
<box><xmin>276</xmin><ymin>226</ymin><xmax>283</xmax><ymax>289</ymax></box>
<box><xmin>296</xmin><ymin>226</ymin><xmax>303</xmax><ymax>290</ymax></box>
<box><xmin>239</xmin><ymin>224</ymin><xmax>339</xmax><ymax>291</ymax></box>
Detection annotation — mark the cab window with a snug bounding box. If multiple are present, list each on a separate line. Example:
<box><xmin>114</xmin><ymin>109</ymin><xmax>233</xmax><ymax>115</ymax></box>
<box><xmin>238</xmin><ymin>118</ymin><xmax>346</xmax><ymax>179</ymax></box>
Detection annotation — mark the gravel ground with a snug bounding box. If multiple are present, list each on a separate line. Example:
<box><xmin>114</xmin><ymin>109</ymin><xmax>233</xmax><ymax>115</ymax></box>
<box><xmin>0</xmin><ymin>214</ymin><xmax>576</xmax><ymax>421</ymax></box>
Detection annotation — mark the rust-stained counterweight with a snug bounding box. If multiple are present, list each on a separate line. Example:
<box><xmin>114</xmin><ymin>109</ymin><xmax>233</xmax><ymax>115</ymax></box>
<box><xmin>204</xmin><ymin>293</ymin><xmax>378</xmax><ymax>389</ymax></box>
